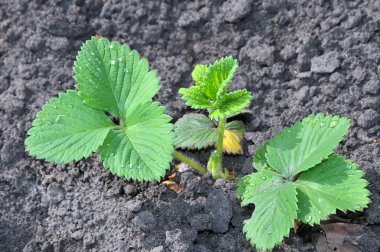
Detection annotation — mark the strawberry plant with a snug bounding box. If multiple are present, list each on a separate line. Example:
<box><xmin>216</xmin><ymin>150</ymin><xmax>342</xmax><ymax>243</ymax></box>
<box><xmin>175</xmin><ymin>57</ymin><xmax>252</xmax><ymax>178</ymax></box>
<box><xmin>25</xmin><ymin>37</ymin><xmax>207</xmax><ymax>181</ymax></box>
<box><xmin>237</xmin><ymin>113</ymin><xmax>371</xmax><ymax>250</ymax></box>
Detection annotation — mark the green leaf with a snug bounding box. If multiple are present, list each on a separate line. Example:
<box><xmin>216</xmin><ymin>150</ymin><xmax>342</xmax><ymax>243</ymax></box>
<box><xmin>241</xmin><ymin>170</ymin><xmax>298</xmax><ymax>250</ymax></box>
<box><xmin>25</xmin><ymin>90</ymin><xmax>114</xmax><ymax>163</ymax></box>
<box><xmin>209</xmin><ymin>89</ymin><xmax>252</xmax><ymax>120</ymax></box>
<box><xmin>203</xmin><ymin>56</ymin><xmax>238</xmax><ymax>100</ymax></box>
<box><xmin>74</xmin><ymin>36</ymin><xmax>160</xmax><ymax>120</ymax></box>
<box><xmin>296</xmin><ymin>154</ymin><xmax>371</xmax><ymax>225</ymax></box>
<box><xmin>252</xmin><ymin>142</ymin><xmax>270</xmax><ymax>172</ymax></box>
<box><xmin>192</xmin><ymin>64</ymin><xmax>208</xmax><ymax>85</ymax></box>
<box><xmin>265</xmin><ymin>113</ymin><xmax>351</xmax><ymax>178</ymax></box>
<box><xmin>99</xmin><ymin>102</ymin><xmax>175</xmax><ymax>181</ymax></box>
<box><xmin>225</xmin><ymin>120</ymin><xmax>245</xmax><ymax>139</ymax></box>
<box><xmin>178</xmin><ymin>86</ymin><xmax>214</xmax><ymax>109</ymax></box>
<box><xmin>174</xmin><ymin>113</ymin><xmax>217</xmax><ymax>150</ymax></box>
<box><xmin>174</xmin><ymin>113</ymin><xmax>246</xmax><ymax>152</ymax></box>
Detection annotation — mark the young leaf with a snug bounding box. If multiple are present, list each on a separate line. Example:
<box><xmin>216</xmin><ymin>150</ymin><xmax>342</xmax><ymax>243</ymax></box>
<box><xmin>99</xmin><ymin>102</ymin><xmax>175</xmax><ymax>181</ymax></box>
<box><xmin>74</xmin><ymin>36</ymin><xmax>160</xmax><ymax>120</ymax></box>
<box><xmin>296</xmin><ymin>155</ymin><xmax>371</xmax><ymax>225</ymax></box>
<box><xmin>241</xmin><ymin>170</ymin><xmax>298</xmax><ymax>250</ymax></box>
<box><xmin>25</xmin><ymin>90</ymin><xmax>114</xmax><ymax>163</ymax></box>
<box><xmin>265</xmin><ymin>113</ymin><xmax>351</xmax><ymax>178</ymax></box>
<box><xmin>192</xmin><ymin>64</ymin><xmax>208</xmax><ymax>85</ymax></box>
<box><xmin>178</xmin><ymin>86</ymin><xmax>214</xmax><ymax>109</ymax></box>
<box><xmin>209</xmin><ymin>89</ymin><xmax>252</xmax><ymax>120</ymax></box>
<box><xmin>174</xmin><ymin>114</ymin><xmax>245</xmax><ymax>154</ymax></box>
<box><xmin>203</xmin><ymin>56</ymin><xmax>238</xmax><ymax>100</ymax></box>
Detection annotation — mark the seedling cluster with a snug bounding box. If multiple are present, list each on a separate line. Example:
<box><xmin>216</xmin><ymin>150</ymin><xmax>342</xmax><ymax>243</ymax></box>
<box><xmin>25</xmin><ymin>37</ymin><xmax>371</xmax><ymax>251</ymax></box>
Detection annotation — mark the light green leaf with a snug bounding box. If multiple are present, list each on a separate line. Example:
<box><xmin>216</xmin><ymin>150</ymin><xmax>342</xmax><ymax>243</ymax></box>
<box><xmin>296</xmin><ymin>155</ymin><xmax>371</xmax><ymax>225</ymax></box>
<box><xmin>74</xmin><ymin>36</ymin><xmax>160</xmax><ymax>120</ymax></box>
<box><xmin>203</xmin><ymin>56</ymin><xmax>238</xmax><ymax>100</ymax></box>
<box><xmin>25</xmin><ymin>90</ymin><xmax>114</xmax><ymax>163</ymax></box>
<box><xmin>174</xmin><ymin>113</ymin><xmax>217</xmax><ymax>150</ymax></box>
<box><xmin>192</xmin><ymin>64</ymin><xmax>208</xmax><ymax>85</ymax></box>
<box><xmin>99</xmin><ymin>102</ymin><xmax>175</xmax><ymax>181</ymax></box>
<box><xmin>179</xmin><ymin>86</ymin><xmax>214</xmax><ymax>109</ymax></box>
<box><xmin>209</xmin><ymin>89</ymin><xmax>252</xmax><ymax>120</ymax></box>
<box><xmin>265</xmin><ymin>113</ymin><xmax>351</xmax><ymax>178</ymax></box>
<box><xmin>241</xmin><ymin>170</ymin><xmax>298</xmax><ymax>250</ymax></box>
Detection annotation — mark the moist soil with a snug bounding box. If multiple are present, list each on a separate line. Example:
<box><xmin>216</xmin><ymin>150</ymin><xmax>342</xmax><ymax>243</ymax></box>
<box><xmin>1</xmin><ymin>0</ymin><xmax>380</xmax><ymax>251</ymax></box>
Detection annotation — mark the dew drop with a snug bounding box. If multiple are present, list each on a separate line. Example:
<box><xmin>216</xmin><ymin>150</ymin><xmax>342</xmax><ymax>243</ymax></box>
<box><xmin>109</xmin><ymin>44</ymin><xmax>113</xmax><ymax>49</ymax></box>
<box><xmin>305</xmin><ymin>214</ymin><xmax>312</xmax><ymax>222</ymax></box>
<box><xmin>120</xmin><ymin>164</ymin><xmax>124</xmax><ymax>168</ymax></box>
<box><xmin>318</xmin><ymin>211</ymin><xmax>321</xmax><ymax>214</ymax></box>
<box><xmin>52</xmin><ymin>105</ymin><xmax>57</xmax><ymax>109</ymax></box>
<box><xmin>320</xmin><ymin>122</ymin><xmax>326</xmax><ymax>127</ymax></box>
<box><xmin>96</xmin><ymin>67</ymin><xmax>100</xmax><ymax>72</ymax></box>
<box><xmin>261</xmin><ymin>176</ymin><xmax>266</xmax><ymax>180</ymax></box>
<box><xmin>355</xmin><ymin>205</ymin><xmax>361</xmax><ymax>210</ymax></box>
<box><xmin>69</xmin><ymin>105</ymin><xmax>73</xmax><ymax>108</ymax></box>
<box><xmin>129</xmin><ymin>164</ymin><xmax>132</xmax><ymax>169</ymax></box>
<box><xmin>329</xmin><ymin>120</ymin><xmax>338</xmax><ymax>128</ymax></box>
<box><xmin>111</xmin><ymin>60</ymin><xmax>115</xmax><ymax>65</ymax></box>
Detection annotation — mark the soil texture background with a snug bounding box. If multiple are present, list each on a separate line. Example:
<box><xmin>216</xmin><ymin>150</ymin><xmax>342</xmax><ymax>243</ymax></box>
<box><xmin>0</xmin><ymin>0</ymin><xmax>380</xmax><ymax>251</ymax></box>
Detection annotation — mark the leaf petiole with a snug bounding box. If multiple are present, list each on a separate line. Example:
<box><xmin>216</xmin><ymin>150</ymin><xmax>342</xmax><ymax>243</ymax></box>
<box><xmin>173</xmin><ymin>151</ymin><xmax>207</xmax><ymax>174</ymax></box>
<box><xmin>214</xmin><ymin>116</ymin><xmax>226</xmax><ymax>177</ymax></box>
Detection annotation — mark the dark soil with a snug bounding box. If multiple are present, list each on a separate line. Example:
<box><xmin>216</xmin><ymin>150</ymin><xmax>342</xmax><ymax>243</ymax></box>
<box><xmin>1</xmin><ymin>0</ymin><xmax>379</xmax><ymax>251</ymax></box>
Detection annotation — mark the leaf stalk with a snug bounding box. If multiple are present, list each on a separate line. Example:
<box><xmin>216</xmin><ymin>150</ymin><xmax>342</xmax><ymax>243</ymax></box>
<box><xmin>215</xmin><ymin>116</ymin><xmax>226</xmax><ymax>176</ymax></box>
<box><xmin>173</xmin><ymin>151</ymin><xmax>207</xmax><ymax>174</ymax></box>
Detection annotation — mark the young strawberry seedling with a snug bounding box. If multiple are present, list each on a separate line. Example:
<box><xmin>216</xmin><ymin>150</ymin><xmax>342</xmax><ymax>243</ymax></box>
<box><xmin>237</xmin><ymin>113</ymin><xmax>371</xmax><ymax>250</ymax></box>
<box><xmin>25</xmin><ymin>36</ymin><xmax>206</xmax><ymax>181</ymax></box>
<box><xmin>175</xmin><ymin>57</ymin><xmax>252</xmax><ymax>178</ymax></box>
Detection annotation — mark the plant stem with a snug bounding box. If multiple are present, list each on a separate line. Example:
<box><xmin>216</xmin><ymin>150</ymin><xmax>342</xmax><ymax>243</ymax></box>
<box><xmin>173</xmin><ymin>151</ymin><xmax>207</xmax><ymax>174</ymax></box>
<box><xmin>215</xmin><ymin>117</ymin><xmax>226</xmax><ymax>175</ymax></box>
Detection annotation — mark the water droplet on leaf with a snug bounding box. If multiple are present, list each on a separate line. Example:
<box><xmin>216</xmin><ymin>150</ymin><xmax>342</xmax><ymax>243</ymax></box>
<box><xmin>305</xmin><ymin>214</ymin><xmax>312</xmax><ymax>222</ymax></box>
<box><xmin>329</xmin><ymin>120</ymin><xmax>338</xmax><ymax>128</ymax></box>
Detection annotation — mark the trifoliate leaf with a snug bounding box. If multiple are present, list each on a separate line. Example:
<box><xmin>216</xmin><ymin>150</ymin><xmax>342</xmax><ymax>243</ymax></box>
<box><xmin>174</xmin><ymin>113</ymin><xmax>245</xmax><ymax>154</ymax></box>
<box><xmin>192</xmin><ymin>64</ymin><xmax>208</xmax><ymax>85</ymax></box>
<box><xmin>203</xmin><ymin>56</ymin><xmax>238</xmax><ymax>100</ymax></box>
<box><xmin>265</xmin><ymin>113</ymin><xmax>351</xmax><ymax>178</ymax></box>
<box><xmin>74</xmin><ymin>36</ymin><xmax>160</xmax><ymax>120</ymax></box>
<box><xmin>209</xmin><ymin>89</ymin><xmax>252</xmax><ymax>120</ymax></box>
<box><xmin>241</xmin><ymin>170</ymin><xmax>298</xmax><ymax>250</ymax></box>
<box><xmin>25</xmin><ymin>90</ymin><xmax>114</xmax><ymax>163</ymax></box>
<box><xmin>296</xmin><ymin>155</ymin><xmax>371</xmax><ymax>225</ymax></box>
<box><xmin>178</xmin><ymin>86</ymin><xmax>214</xmax><ymax>109</ymax></box>
<box><xmin>99</xmin><ymin>102</ymin><xmax>175</xmax><ymax>181</ymax></box>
